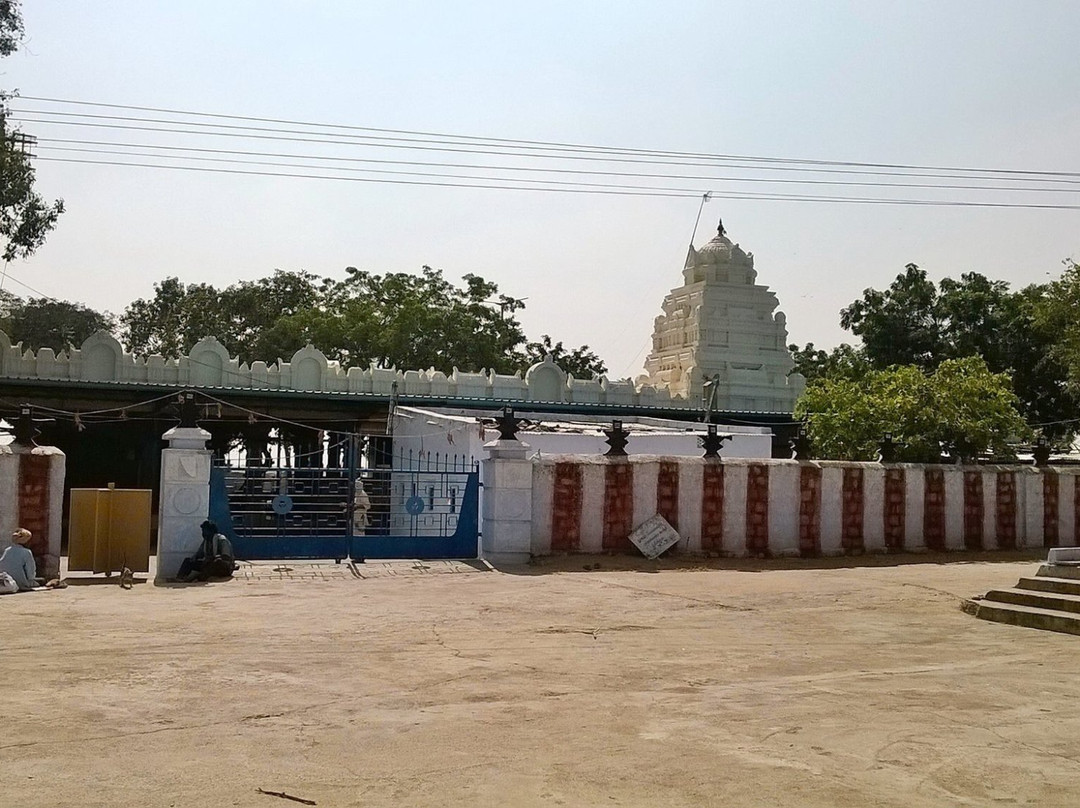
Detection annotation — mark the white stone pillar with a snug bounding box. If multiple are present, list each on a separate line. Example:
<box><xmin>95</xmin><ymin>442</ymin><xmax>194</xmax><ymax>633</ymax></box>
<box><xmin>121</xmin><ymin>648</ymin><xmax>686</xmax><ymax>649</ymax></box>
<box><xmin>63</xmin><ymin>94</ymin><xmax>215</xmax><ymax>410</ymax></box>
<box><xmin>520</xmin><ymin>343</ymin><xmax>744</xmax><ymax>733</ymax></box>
<box><xmin>481</xmin><ymin>439</ymin><xmax>533</xmax><ymax>565</ymax></box>
<box><xmin>156</xmin><ymin>426</ymin><xmax>212</xmax><ymax>582</ymax></box>
<box><xmin>1021</xmin><ymin>468</ymin><xmax>1044</xmax><ymax>550</ymax></box>
<box><xmin>819</xmin><ymin>465</ymin><xmax>843</xmax><ymax>556</ymax></box>
<box><xmin>943</xmin><ymin>468</ymin><xmax>965</xmax><ymax>551</ymax></box>
<box><xmin>903</xmin><ymin>465</ymin><xmax>926</xmax><ymax>552</ymax></box>
<box><xmin>767</xmin><ymin>461</ymin><xmax>799</xmax><ymax>557</ymax></box>
<box><xmin>579</xmin><ymin>462</ymin><xmax>606</xmax><ymax>553</ymax></box>
<box><xmin>862</xmin><ymin>465</ymin><xmax>886</xmax><ymax>554</ymax></box>
<box><xmin>677</xmin><ymin>460</ymin><xmax>704</xmax><ymax>553</ymax></box>
<box><xmin>721</xmin><ymin>463</ymin><xmax>748</xmax><ymax>556</ymax></box>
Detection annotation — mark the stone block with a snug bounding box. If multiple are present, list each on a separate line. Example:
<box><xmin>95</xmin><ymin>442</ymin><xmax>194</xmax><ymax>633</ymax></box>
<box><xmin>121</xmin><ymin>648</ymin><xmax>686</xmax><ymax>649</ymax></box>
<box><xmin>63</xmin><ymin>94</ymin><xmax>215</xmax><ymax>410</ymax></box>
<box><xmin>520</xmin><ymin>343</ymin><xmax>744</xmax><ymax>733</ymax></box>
<box><xmin>482</xmin><ymin>487</ymin><xmax>532</xmax><ymax>522</ymax></box>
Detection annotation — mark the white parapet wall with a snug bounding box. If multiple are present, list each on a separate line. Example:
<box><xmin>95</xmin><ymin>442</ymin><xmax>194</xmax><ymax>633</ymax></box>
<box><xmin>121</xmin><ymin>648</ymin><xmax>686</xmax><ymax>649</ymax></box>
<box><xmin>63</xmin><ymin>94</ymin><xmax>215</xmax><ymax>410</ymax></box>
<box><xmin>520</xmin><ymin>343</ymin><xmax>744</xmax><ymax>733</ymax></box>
<box><xmin>489</xmin><ymin>454</ymin><xmax>1077</xmax><ymax>559</ymax></box>
<box><xmin>0</xmin><ymin>330</ymin><xmax>782</xmax><ymax>415</ymax></box>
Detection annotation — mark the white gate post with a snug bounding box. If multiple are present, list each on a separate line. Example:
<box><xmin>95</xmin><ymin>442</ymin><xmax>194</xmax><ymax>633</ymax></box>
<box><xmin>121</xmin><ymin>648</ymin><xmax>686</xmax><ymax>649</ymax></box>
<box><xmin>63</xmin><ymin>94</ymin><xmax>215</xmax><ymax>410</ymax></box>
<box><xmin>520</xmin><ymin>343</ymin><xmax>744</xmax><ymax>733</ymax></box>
<box><xmin>481</xmin><ymin>438</ymin><xmax>533</xmax><ymax>565</ymax></box>
<box><xmin>156</xmin><ymin>425</ymin><xmax>213</xmax><ymax>582</ymax></box>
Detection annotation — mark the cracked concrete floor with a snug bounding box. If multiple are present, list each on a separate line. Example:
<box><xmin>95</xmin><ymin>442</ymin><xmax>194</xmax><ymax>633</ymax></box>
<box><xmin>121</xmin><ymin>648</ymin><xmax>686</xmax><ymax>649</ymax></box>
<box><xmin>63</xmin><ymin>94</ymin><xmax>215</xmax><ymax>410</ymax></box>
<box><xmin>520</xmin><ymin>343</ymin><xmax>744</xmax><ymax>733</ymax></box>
<box><xmin>3</xmin><ymin>554</ymin><xmax>1078</xmax><ymax>807</ymax></box>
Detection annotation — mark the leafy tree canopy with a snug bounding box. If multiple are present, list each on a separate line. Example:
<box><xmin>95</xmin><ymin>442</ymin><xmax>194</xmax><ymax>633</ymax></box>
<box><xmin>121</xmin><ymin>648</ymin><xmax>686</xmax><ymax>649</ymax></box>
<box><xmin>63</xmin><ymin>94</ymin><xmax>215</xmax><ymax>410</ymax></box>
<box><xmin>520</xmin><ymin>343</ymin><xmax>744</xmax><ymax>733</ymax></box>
<box><xmin>795</xmin><ymin>356</ymin><xmax>1029</xmax><ymax>462</ymax></box>
<box><xmin>792</xmin><ymin>263</ymin><xmax>1076</xmax><ymax>440</ymax></box>
<box><xmin>0</xmin><ymin>294</ymin><xmax>115</xmax><ymax>351</ymax></box>
<box><xmin>524</xmin><ymin>335</ymin><xmax>607</xmax><ymax>379</ymax></box>
<box><xmin>121</xmin><ymin>266</ymin><xmax>607</xmax><ymax>377</ymax></box>
<box><xmin>1038</xmin><ymin>259</ymin><xmax>1080</xmax><ymax>398</ymax></box>
<box><xmin>0</xmin><ymin>1</ymin><xmax>64</xmax><ymax>261</ymax></box>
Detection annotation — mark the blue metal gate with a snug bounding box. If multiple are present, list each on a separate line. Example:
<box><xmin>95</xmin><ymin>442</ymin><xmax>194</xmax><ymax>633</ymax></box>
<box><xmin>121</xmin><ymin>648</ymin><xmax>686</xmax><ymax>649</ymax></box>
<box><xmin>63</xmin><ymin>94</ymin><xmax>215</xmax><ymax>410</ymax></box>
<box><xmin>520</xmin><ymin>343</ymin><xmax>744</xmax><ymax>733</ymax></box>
<box><xmin>208</xmin><ymin>463</ymin><xmax>480</xmax><ymax>561</ymax></box>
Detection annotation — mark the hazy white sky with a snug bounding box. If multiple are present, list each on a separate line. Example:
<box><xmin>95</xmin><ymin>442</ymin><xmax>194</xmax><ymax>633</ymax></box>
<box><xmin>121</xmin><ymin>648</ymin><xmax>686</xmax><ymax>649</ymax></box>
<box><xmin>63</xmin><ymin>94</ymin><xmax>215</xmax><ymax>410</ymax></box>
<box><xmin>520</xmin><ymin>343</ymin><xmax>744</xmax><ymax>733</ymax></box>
<box><xmin>4</xmin><ymin>1</ymin><xmax>1079</xmax><ymax>378</ymax></box>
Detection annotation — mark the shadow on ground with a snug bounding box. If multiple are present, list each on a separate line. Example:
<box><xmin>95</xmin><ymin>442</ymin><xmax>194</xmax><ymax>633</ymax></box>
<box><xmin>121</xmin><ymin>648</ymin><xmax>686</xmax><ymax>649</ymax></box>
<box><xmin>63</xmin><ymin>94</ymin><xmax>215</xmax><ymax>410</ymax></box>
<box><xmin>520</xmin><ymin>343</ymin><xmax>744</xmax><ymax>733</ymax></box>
<box><xmin>492</xmin><ymin>549</ymin><xmax>1047</xmax><ymax>576</ymax></box>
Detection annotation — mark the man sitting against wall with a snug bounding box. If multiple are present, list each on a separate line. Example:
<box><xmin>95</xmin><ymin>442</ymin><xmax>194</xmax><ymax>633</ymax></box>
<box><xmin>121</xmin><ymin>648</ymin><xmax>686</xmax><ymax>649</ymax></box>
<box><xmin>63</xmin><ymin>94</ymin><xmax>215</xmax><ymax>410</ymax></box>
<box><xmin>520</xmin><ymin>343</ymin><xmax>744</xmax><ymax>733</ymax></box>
<box><xmin>175</xmin><ymin>520</ymin><xmax>236</xmax><ymax>583</ymax></box>
<box><xmin>0</xmin><ymin>528</ymin><xmax>42</xmax><ymax>593</ymax></box>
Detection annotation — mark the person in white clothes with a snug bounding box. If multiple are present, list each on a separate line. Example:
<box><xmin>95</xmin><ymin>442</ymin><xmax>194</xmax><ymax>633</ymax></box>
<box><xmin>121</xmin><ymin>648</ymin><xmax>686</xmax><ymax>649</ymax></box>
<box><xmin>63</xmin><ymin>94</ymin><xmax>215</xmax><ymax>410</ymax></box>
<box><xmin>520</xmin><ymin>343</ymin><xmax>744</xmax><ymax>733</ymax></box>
<box><xmin>0</xmin><ymin>528</ymin><xmax>40</xmax><ymax>592</ymax></box>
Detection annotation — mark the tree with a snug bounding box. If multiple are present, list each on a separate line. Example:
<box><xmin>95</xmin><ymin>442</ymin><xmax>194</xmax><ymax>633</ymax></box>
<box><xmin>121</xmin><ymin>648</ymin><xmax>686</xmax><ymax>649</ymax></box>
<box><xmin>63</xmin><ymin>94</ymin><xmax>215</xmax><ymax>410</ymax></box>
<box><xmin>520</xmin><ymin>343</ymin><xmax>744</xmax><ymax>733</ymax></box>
<box><xmin>0</xmin><ymin>2</ymin><xmax>64</xmax><ymax>261</ymax></box>
<box><xmin>523</xmin><ymin>335</ymin><xmax>607</xmax><ymax>379</ymax></box>
<box><xmin>121</xmin><ymin>270</ymin><xmax>326</xmax><ymax>360</ymax></box>
<box><xmin>253</xmin><ymin>266</ymin><xmax>530</xmax><ymax>373</ymax></box>
<box><xmin>834</xmin><ymin>265</ymin><xmax>1075</xmax><ymax>439</ymax></box>
<box><xmin>788</xmin><ymin>342</ymin><xmax>870</xmax><ymax>383</ymax></box>
<box><xmin>795</xmin><ymin>357</ymin><xmax>1029</xmax><ymax>462</ymax></box>
<box><xmin>120</xmin><ymin>265</ymin><xmax>607</xmax><ymax>377</ymax></box>
<box><xmin>0</xmin><ymin>295</ymin><xmax>115</xmax><ymax>351</ymax></box>
<box><xmin>840</xmin><ymin>264</ymin><xmax>943</xmax><ymax>370</ymax></box>
<box><xmin>1038</xmin><ymin>259</ymin><xmax>1080</xmax><ymax>399</ymax></box>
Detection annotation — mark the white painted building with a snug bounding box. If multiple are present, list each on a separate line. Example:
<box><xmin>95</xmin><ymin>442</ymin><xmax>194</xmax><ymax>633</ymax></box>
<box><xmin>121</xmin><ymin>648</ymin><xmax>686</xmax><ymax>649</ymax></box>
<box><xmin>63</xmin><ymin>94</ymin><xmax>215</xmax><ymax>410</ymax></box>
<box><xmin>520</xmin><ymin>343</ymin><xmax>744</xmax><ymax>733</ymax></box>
<box><xmin>640</xmin><ymin>221</ymin><xmax>805</xmax><ymax>412</ymax></box>
<box><xmin>391</xmin><ymin>406</ymin><xmax>774</xmax><ymax>467</ymax></box>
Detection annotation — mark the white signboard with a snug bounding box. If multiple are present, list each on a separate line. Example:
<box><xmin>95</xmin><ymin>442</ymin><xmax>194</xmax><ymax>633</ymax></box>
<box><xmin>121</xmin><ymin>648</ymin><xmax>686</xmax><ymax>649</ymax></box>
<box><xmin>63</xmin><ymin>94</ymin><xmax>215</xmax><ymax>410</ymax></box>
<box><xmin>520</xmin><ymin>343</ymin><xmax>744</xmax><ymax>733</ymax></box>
<box><xmin>629</xmin><ymin>514</ymin><xmax>680</xmax><ymax>559</ymax></box>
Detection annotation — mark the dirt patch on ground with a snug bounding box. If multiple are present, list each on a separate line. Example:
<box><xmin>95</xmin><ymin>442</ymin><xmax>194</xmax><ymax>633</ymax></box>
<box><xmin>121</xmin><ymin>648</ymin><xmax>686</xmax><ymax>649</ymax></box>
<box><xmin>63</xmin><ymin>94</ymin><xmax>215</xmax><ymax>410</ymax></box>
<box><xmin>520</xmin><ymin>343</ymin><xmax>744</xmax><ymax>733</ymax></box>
<box><xmin>3</xmin><ymin>555</ymin><xmax>1078</xmax><ymax>807</ymax></box>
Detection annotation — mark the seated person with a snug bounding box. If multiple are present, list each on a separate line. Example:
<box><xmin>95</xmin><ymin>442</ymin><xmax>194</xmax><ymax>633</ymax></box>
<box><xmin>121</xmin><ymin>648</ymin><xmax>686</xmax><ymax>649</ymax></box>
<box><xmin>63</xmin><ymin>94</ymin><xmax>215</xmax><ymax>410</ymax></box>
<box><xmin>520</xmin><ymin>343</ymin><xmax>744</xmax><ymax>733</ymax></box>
<box><xmin>176</xmin><ymin>520</ymin><xmax>235</xmax><ymax>582</ymax></box>
<box><xmin>0</xmin><ymin>528</ymin><xmax>42</xmax><ymax>592</ymax></box>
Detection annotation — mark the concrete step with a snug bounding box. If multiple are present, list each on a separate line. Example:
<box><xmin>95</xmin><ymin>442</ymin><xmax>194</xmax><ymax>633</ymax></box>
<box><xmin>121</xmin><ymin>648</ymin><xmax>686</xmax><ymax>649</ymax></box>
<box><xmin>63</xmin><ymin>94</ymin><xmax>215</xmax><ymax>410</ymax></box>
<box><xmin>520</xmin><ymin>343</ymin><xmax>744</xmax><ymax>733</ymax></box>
<box><xmin>962</xmin><ymin>598</ymin><xmax>1080</xmax><ymax>636</ymax></box>
<box><xmin>1037</xmin><ymin>564</ymin><xmax>1080</xmax><ymax>580</ymax></box>
<box><xmin>1017</xmin><ymin>576</ymin><xmax>1080</xmax><ymax>597</ymax></box>
<box><xmin>983</xmin><ymin>587</ymin><xmax>1080</xmax><ymax>615</ymax></box>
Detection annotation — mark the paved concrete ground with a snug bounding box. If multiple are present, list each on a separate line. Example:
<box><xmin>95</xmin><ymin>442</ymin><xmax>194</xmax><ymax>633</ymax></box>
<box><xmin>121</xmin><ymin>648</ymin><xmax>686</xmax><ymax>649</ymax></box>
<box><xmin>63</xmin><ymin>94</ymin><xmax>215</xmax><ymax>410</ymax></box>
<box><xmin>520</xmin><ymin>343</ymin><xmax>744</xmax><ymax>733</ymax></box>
<box><xmin>3</xmin><ymin>552</ymin><xmax>1079</xmax><ymax>807</ymax></box>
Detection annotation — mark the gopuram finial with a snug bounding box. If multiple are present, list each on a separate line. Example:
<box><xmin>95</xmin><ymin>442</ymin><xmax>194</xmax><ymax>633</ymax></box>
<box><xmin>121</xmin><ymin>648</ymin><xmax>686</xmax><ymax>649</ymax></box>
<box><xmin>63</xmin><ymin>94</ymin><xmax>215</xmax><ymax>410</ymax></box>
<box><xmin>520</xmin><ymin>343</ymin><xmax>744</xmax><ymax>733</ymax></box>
<box><xmin>717</xmin><ymin>218</ymin><xmax>726</xmax><ymax>238</ymax></box>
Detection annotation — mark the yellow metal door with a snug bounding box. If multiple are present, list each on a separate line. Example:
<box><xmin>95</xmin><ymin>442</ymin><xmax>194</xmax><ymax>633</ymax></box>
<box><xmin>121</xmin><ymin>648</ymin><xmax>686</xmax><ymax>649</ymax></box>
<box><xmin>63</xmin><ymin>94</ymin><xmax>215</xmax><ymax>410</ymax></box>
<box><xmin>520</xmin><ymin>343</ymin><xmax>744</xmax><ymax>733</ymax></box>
<box><xmin>68</xmin><ymin>486</ymin><xmax>153</xmax><ymax>574</ymax></box>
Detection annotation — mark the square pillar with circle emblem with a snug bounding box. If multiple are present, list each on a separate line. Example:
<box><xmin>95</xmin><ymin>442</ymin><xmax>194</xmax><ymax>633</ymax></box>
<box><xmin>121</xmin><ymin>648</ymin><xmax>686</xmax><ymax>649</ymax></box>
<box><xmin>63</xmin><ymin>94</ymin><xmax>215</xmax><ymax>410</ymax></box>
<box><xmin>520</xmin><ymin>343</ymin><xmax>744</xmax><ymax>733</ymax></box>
<box><xmin>156</xmin><ymin>426</ymin><xmax>213</xmax><ymax>581</ymax></box>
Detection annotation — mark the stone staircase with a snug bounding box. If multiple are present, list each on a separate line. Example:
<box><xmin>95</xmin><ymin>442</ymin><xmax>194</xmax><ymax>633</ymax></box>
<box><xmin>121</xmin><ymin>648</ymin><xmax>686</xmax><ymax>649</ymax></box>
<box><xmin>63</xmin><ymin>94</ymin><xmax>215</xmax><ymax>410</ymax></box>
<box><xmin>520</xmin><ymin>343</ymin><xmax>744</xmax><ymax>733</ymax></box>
<box><xmin>964</xmin><ymin>549</ymin><xmax>1080</xmax><ymax>635</ymax></box>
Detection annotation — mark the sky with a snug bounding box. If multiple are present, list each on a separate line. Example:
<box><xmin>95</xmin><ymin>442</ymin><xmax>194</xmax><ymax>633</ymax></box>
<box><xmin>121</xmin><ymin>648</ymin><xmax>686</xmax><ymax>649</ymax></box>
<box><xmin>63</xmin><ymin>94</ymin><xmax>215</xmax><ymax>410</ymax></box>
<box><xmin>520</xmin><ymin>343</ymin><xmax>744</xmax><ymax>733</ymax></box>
<box><xmin>3</xmin><ymin>1</ymin><xmax>1079</xmax><ymax>380</ymax></box>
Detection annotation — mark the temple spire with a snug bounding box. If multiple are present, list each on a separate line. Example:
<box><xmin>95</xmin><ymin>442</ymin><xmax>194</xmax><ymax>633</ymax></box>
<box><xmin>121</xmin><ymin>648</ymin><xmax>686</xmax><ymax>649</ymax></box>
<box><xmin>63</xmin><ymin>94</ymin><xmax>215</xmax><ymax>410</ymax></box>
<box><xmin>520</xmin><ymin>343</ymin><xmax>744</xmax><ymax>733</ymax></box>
<box><xmin>716</xmin><ymin>218</ymin><xmax>726</xmax><ymax>238</ymax></box>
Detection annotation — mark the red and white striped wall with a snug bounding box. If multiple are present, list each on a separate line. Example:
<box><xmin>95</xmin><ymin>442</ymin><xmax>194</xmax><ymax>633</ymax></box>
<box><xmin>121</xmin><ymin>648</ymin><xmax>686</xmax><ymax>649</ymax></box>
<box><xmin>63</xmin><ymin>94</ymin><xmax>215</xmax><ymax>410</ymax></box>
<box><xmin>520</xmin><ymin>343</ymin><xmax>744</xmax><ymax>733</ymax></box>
<box><xmin>0</xmin><ymin>445</ymin><xmax>66</xmax><ymax>578</ymax></box>
<box><xmin>526</xmin><ymin>457</ymin><xmax>1079</xmax><ymax>557</ymax></box>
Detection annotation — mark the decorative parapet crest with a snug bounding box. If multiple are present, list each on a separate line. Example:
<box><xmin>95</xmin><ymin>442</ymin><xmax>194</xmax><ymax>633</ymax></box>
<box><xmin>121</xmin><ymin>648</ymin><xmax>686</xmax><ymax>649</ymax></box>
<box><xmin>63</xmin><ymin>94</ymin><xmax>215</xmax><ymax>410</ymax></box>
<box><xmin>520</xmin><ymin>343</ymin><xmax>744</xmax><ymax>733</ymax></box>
<box><xmin>0</xmin><ymin>330</ymin><xmax>747</xmax><ymax>411</ymax></box>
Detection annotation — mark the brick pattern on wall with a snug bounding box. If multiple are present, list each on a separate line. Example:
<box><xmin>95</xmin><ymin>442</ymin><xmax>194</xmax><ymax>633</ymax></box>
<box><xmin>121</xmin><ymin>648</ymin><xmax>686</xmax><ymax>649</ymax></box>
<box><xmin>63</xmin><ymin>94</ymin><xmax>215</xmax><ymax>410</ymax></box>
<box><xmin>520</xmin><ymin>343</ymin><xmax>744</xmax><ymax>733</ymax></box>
<box><xmin>799</xmin><ymin>465</ymin><xmax>821</xmax><ymax>557</ymax></box>
<box><xmin>1044</xmin><ymin>472</ymin><xmax>1060</xmax><ymax>548</ymax></box>
<box><xmin>963</xmin><ymin>471</ymin><xmax>984</xmax><ymax>551</ymax></box>
<box><xmin>995</xmin><ymin>472</ymin><xmax>1017</xmax><ymax>551</ymax></box>
<box><xmin>17</xmin><ymin>453</ymin><xmax>51</xmax><ymax>569</ymax></box>
<box><xmin>924</xmin><ymin>469</ymin><xmax>946</xmax><ymax>552</ymax></box>
<box><xmin>657</xmin><ymin>462</ymin><xmax>680</xmax><ymax>531</ymax></box>
<box><xmin>700</xmin><ymin>462</ymin><xmax>724</xmax><ymax>553</ymax></box>
<box><xmin>883</xmin><ymin>468</ymin><xmax>905</xmax><ymax>552</ymax></box>
<box><xmin>745</xmin><ymin>464</ymin><xmax>769</xmax><ymax>556</ymax></box>
<box><xmin>551</xmin><ymin>462</ymin><xmax>583</xmax><ymax>552</ymax></box>
<box><xmin>602</xmin><ymin>462</ymin><xmax>634</xmax><ymax>551</ymax></box>
<box><xmin>841</xmin><ymin>468</ymin><xmax>864</xmax><ymax>554</ymax></box>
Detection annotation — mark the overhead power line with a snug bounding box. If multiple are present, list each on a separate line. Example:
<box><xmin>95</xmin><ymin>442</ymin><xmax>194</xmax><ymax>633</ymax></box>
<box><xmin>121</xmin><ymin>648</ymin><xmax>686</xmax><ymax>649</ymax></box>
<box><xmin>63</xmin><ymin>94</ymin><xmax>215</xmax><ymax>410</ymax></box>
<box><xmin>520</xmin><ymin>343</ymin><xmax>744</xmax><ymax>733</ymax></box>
<box><xmin>9</xmin><ymin>96</ymin><xmax>1080</xmax><ymax>208</ymax></box>
<box><xmin>33</xmin><ymin>139</ymin><xmax>1080</xmax><ymax>194</ymax></box>
<box><xmin>15</xmin><ymin>112</ymin><xmax>1080</xmax><ymax>186</ymax></box>
<box><xmin>34</xmin><ymin>155</ymin><xmax>1080</xmax><ymax>209</ymax></box>
<box><xmin>16</xmin><ymin>95</ymin><xmax>1080</xmax><ymax>179</ymax></box>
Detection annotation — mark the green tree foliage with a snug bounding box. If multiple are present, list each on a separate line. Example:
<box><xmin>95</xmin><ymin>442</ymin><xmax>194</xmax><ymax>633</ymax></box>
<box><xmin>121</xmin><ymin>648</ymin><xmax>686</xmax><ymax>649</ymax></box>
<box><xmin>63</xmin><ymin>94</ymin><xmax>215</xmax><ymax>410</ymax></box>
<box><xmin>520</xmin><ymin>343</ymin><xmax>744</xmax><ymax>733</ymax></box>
<box><xmin>795</xmin><ymin>264</ymin><xmax>1075</xmax><ymax>439</ymax></box>
<box><xmin>523</xmin><ymin>334</ymin><xmax>607</xmax><ymax>379</ymax></box>
<box><xmin>121</xmin><ymin>266</ymin><xmax>606</xmax><ymax>376</ymax></box>
<box><xmin>788</xmin><ymin>341</ymin><xmax>870</xmax><ymax>382</ymax></box>
<box><xmin>796</xmin><ymin>357</ymin><xmax>1029</xmax><ymax>462</ymax></box>
<box><xmin>1038</xmin><ymin>259</ymin><xmax>1080</xmax><ymax>398</ymax></box>
<box><xmin>0</xmin><ymin>294</ymin><xmax>115</xmax><ymax>351</ymax></box>
<box><xmin>121</xmin><ymin>271</ymin><xmax>325</xmax><ymax>360</ymax></box>
<box><xmin>840</xmin><ymin>264</ymin><xmax>942</xmax><ymax>369</ymax></box>
<box><xmin>0</xmin><ymin>2</ymin><xmax>64</xmax><ymax>261</ymax></box>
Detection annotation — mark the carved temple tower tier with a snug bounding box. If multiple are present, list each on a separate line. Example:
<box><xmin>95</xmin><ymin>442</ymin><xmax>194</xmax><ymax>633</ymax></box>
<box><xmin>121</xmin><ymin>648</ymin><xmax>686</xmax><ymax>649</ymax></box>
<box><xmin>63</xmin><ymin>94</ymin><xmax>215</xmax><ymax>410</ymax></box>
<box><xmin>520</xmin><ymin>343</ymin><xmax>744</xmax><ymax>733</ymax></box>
<box><xmin>640</xmin><ymin>221</ymin><xmax>805</xmax><ymax>412</ymax></box>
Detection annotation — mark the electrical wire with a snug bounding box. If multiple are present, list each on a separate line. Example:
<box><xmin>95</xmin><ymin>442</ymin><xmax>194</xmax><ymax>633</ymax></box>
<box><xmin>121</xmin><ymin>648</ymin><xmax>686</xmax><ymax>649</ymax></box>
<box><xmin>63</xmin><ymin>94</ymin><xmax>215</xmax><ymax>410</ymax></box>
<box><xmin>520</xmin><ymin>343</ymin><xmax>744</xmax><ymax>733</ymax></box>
<box><xmin>16</xmin><ymin>95</ymin><xmax>1080</xmax><ymax>179</ymax></box>
<box><xmin>32</xmin><ymin>156</ymin><xmax>1080</xmax><ymax>209</ymax></box>
<box><xmin>33</xmin><ymin>139</ymin><xmax>1080</xmax><ymax>193</ymax></box>
<box><xmin>16</xmin><ymin>115</ymin><xmax>1080</xmax><ymax>189</ymax></box>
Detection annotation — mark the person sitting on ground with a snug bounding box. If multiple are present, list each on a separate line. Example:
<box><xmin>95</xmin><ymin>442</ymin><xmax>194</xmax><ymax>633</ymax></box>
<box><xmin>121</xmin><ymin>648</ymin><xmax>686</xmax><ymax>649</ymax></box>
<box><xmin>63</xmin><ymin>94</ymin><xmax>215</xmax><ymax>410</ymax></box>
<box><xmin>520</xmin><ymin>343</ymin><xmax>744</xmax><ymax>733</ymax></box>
<box><xmin>176</xmin><ymin>520</ymin><xmax>235</xmax><ymax>582</ymax></box>
<box><xmin>0</xmin><ymin>528</ymin><xmax>42</xmax><ymax>592</ymax></box>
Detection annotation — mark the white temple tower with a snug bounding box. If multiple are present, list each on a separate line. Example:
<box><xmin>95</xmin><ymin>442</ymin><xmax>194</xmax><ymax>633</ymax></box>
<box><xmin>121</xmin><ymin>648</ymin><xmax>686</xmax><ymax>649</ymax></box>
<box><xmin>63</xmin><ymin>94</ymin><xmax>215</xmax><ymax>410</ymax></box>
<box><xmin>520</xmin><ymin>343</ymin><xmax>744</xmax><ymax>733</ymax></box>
<box><xmin>640</xmin><ymin>220</ymin><xmax>805</xmax><ymax>412</ymax></box>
